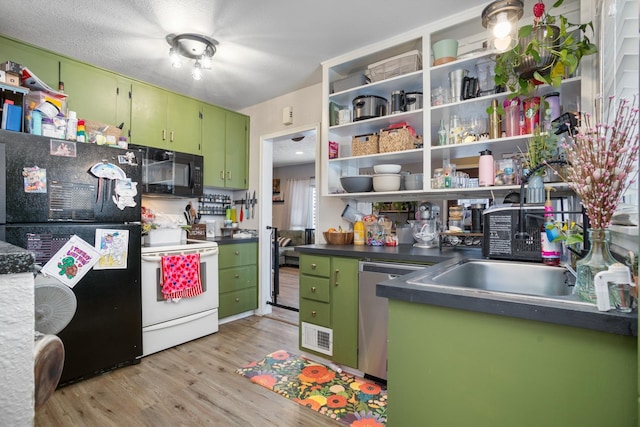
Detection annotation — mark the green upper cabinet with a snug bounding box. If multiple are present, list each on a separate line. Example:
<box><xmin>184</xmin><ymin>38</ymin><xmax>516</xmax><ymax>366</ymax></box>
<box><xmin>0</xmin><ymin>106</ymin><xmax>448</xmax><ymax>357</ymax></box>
<box><xmin>60</xmin><ymin>60</ymin><xmax>132</xmax><ymax>135</ymax></box>
<box><xmin>0</xmin><ymin>36</ymin><xmax>59</xmax><ymax>90</ymax></box>
<box><xmin>167</xmin><ymin>93</ymin><xmax>201</xmax><ymax>154</ymax></box>
<box><xmin>225</xmin><ymin>111</ymin><xmax>249</xmax><ymax>189</ymax></box>
<box><xmin>201</xmin><ymin>104</ymin><xmax>226</xmax><ymax>187</ymax></box>
<box><xmin>201</xmin><ymin>105</ymin><xmax>249</xmax><ymax>189</ymax></box>
<box><xmin>130</xmin><ymin>81</ymin><xmax>201</xmax><ymax>154</ymax></box>
<box><xmin>130</xmin><ymin>81</ymin><xmax>168</xmax><ymax>149</ymax></box>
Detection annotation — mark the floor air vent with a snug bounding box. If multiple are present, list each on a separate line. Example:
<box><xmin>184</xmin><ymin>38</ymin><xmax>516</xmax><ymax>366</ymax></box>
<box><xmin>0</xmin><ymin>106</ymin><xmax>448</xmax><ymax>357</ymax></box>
<box><xmin>301</xmin><ymin>322</ymin><xmax>332</xmax><ymax>355</ymax></box>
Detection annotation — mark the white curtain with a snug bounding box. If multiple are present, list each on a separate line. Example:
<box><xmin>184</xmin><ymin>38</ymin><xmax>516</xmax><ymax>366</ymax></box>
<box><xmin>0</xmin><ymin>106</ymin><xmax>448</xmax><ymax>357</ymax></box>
<box><xmin>282</xmin><ymin>178</ymin><xmax>313</xmax><ymax>230</ymax></box>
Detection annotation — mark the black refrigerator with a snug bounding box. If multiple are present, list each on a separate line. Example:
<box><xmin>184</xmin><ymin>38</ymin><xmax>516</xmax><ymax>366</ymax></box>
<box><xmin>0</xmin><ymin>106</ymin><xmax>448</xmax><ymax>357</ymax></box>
<box><xmin>0</xmin><ymin>130</ymin><xmax>143</xmax><ymax>386</ymax></box>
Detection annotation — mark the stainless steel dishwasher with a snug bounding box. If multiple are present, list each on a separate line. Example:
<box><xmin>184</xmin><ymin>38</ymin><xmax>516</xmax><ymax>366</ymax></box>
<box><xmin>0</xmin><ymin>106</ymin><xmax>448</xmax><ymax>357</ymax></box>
<box><xmin>358</xmin><ymin>261</ymin><xmax>428</xmax><ymax>380</ymax></box>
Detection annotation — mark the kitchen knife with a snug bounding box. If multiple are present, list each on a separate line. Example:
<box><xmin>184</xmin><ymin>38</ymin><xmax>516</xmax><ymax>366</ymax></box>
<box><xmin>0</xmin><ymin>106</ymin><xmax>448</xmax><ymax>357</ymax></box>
<box><xmin>246</xmin><ymin>192</ymin><xmax>250</xmax><ymax>219</ymax></box>
<box><xmin>251</xmin><ymin>190</ymin><xmax>256</xmax><ymax>218</ymax></box>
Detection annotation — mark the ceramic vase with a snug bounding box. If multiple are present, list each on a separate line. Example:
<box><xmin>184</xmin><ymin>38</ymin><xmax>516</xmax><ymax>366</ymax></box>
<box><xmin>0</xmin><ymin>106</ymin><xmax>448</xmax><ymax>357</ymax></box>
<box><xmin>575</xmin><ymin>229</ymin><xmax>617</xmax><ymax>303</ymax></box>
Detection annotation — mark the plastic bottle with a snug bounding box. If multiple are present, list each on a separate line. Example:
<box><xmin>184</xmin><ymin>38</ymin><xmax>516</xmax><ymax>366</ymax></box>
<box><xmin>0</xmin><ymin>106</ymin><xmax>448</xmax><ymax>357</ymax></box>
<box><xmin>66</xmin><ymin>111</ymin><xmax>78</xmax><ymax>141</ymax></box>
<box><xmin>478</xmin><ymin>149</ymin><xmax>494</xmax><ymax>186</ymax></box>
<box><xmin>540</xmin><ymin>186</ymin><xmax>561</xmax><ymax>266</ymax></box>
<box><xmin>353</xmin><ymin>216</ymin><xmax>365</xmax><ymax>246</ymax></box>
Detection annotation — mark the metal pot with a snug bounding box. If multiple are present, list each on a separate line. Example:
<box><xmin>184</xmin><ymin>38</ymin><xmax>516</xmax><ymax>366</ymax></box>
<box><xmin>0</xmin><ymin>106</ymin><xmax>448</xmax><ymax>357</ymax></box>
<box><xmin>353</xmin><ymin>95</ymin><xmax>387</xmax><ymax>121</ymax></box>
<box><xmin>404</xmin><ymin>92</ymin><xmax>423</xmax><ymax>111</ymax></box>
<box><xmin>514</xmin><ymin>25</ymin><xmax>560</xmax><ymax>80</ymax></box>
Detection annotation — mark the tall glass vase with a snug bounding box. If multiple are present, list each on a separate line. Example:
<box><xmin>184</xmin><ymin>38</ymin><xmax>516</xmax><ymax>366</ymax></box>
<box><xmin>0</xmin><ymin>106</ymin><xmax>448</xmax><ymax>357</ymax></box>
<box><xmin>575</xmin><ymin>229</ymin><xmax>617</xmax><ymax>303</ymax></box>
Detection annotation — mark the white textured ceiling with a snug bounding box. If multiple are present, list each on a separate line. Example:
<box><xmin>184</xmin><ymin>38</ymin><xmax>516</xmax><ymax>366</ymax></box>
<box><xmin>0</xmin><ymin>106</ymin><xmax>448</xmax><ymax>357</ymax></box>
<box><xmin>0</xmin><ymin>0</ymin><xmax>481</xmax><ymax>111</ymax></box>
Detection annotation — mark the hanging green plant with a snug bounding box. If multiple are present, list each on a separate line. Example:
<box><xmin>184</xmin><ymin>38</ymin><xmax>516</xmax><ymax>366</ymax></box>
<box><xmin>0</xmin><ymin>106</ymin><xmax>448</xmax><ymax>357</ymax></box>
<box><xmin>493</xmin><ymin>0</ymin><xmax>597</xmax><ymax>99</ymax></box>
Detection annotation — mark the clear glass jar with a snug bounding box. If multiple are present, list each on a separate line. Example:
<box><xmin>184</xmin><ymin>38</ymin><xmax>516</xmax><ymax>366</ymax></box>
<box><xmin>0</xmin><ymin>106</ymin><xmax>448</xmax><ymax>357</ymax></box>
<box><xmin>433</xmin><ymin>168</ymin><xmax>444</xmax><ymax>189</ymax></box>
<box><xmin>575</xmin><ymin>229</ymin><xmax>617</xmax><ymax>303</ymax></box>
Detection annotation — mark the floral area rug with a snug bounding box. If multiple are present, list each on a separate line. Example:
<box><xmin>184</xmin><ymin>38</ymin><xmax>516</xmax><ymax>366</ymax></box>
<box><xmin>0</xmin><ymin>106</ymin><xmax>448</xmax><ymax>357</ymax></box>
<box><xmin>235</xmin><ymin>350</ymin><xmax>387</xmax><ymax>426</ymax></box>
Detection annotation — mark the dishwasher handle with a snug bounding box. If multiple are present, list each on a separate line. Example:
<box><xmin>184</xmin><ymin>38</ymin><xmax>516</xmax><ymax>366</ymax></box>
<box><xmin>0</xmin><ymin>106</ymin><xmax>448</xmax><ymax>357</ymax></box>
<box><xmin>359</xmin><ymin>261</ymin><xmax>428</xmax><ymax>277</ymax></box>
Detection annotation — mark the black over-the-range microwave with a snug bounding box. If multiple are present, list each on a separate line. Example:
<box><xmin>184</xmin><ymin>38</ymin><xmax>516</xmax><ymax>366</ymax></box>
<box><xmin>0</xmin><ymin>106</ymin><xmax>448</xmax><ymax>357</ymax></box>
<box><xmin>132</xmin><ymin>145</ymin><xmax>204</xmax><ymax>197</ymax></box>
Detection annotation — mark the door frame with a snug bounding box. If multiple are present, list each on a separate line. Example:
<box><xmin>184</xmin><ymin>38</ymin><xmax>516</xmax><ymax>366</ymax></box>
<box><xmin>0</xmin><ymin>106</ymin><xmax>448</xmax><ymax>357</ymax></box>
<box><xmin>257</xmin><ymin>123</ymin><xmax>320</xmax><ymax>316</ymax></box>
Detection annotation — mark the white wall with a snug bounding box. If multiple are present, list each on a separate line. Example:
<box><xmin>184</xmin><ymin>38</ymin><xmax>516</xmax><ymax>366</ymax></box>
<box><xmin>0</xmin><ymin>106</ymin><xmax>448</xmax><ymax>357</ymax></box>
<box><xmin>0</xmin><ymin>272</ymin><xmax>34</xmax><ymax>427</ymax></box>
<box><xmin>272</xmin><ymin>163</ymin><xmax>315</xmax><ymax>230</ymax></box>
<box><xmin>235</xmin><ymin>84</ymin><xmax>321</xmax><ymax>235</ymax></box>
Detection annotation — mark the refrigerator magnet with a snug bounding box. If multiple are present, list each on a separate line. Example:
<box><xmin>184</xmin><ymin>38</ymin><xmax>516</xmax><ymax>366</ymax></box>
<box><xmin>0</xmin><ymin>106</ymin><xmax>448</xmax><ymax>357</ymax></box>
<box><xmin>23</xmin><ymin>166</ymin><xmax>47</xmax><ymax>193</ymax></box>
<box><xmin>41</xmin><ymin>235</ymin><xmax>101</xmax><ymax>288</ymax></box>
<box><xmin>94</xmin><ymin>228</ymin><xmax>129</xmax><ymax>270</ymax></box>
<box><xmin>50</xmin><ymin>140</ymin><xmax>76</xmax><ymax>157</ymax></box>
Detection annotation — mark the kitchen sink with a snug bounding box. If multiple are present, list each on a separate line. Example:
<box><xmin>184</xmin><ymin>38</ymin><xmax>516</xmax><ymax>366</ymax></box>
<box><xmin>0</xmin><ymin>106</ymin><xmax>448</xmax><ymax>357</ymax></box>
<box><xmin>406</xmin><ymin>259</ymin><xmax>575</xmax><ymax>299</ymax></box>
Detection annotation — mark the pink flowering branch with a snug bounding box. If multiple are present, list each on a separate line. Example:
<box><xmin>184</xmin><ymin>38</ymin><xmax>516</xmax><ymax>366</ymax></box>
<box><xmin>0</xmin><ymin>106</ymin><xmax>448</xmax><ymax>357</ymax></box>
<box><xmin>558</xmin><ymin>96</ymin><xmax>639</xmax><ymax>229</ymax></box>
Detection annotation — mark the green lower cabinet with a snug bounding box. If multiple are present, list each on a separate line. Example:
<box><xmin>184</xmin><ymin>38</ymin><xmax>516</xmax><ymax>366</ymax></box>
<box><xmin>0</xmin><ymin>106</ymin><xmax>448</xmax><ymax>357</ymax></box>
<box><xmin>387</xmin><ymin>299</ymin><xmax>637</xmax><ymax>427</ymax></box>
<box><xmin>299</xmin><ymin>254</ymin><xmax>358</xmax><ymax>369</ymax></box>
<box><xmin>218</xmin><ymin>243</ymin><xmax>257</xmax><ymax>318</ymax></box>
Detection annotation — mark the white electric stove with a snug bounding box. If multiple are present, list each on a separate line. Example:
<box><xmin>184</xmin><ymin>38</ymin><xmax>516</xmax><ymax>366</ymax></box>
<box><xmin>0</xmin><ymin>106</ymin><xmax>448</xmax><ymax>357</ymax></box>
<box><xmin>140</xmin><ymin>240</ymin><xmax>218</xmax><ymax>356</ymax></box>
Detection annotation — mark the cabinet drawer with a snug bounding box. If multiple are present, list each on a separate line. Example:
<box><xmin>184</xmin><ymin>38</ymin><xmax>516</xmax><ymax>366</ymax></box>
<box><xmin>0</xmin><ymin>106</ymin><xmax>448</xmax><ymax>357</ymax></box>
<box><xmin>219</xmin><ymin>265</ymin><xmax>257</xmax><ymax>293</ymax></box>
<box><xmin>299</xmin><ymin>299</ymin><xmax>330</xmax><ymax>328</ymax></box>
<box><xmin>219</xmin><ymin>287</ymin><xmax>257</xmax><ymax>318</ymax></box>
<box><xmin>299</xmin><ymin>254</ymin><xmax>330</xmax><ymax>277</ymax></box>
<box><xmin>300</xmin><ymin>275</ymin><xmax>330</xmax><ymax>302</ymax></box>
<box><xmin>219</xmin><ymin>243</ymin><xmax>257</xmax><ymax>268</ymax></box>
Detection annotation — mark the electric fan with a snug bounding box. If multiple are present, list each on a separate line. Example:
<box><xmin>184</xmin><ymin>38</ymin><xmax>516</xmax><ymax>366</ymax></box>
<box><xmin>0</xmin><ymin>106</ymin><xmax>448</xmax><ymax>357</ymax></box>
<box><xmin>33</xmin><ymin>275</ymin><xmax>77</xmax><ymax>409</ymax></box>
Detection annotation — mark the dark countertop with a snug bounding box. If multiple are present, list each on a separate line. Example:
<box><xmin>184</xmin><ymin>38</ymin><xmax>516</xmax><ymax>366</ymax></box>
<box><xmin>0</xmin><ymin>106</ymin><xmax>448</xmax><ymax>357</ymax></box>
<box><xmin>297</xmin><ymin>243</ymin><xmax>479</xmax><ymax>264</ymax></box>
<box><xmin>207</xmin><ymin>236</ymin><xmax>258</xmax><ymax>245</ymax></box>
<box><xmin>0</xmin><ymin>240</ymin><xmax>35</xmax><ymax>274</ymax></box>
<box><xmin>297</xmin><ymin>243</ymin><xmax>637</xmax><ymax>337</ymax></box>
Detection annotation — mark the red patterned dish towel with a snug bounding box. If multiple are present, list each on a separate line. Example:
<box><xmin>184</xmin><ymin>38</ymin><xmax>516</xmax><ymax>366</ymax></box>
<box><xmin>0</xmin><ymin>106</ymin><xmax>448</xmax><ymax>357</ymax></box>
<box><xmin>161</xmin><ymin>253</ymin><xmax>203</xmax><ymax>300</ymax></box>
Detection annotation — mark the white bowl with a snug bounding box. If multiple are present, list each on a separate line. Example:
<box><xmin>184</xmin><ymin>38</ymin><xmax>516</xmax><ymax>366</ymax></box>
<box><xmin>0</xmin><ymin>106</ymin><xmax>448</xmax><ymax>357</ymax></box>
<box><xmin>373</xmin><ymin>174</ymin><xmax>401</xmax><ymax>192</ymax></box>
<box><xmin>373</xmin><ymin>164</ymin><xmax>401</xmax><ymax>174</ymax></box>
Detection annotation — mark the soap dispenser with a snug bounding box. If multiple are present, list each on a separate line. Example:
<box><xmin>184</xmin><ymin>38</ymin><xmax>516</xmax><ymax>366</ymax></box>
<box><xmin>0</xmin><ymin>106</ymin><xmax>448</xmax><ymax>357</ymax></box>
<box><xmin>540</xmin><ymin>186</ymin><xmax>561</xmax><ymax>266</ymax></box>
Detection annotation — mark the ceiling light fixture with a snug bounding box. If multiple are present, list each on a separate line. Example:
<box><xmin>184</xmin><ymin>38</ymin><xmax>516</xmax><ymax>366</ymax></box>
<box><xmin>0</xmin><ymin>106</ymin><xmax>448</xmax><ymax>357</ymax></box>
<box><xmin>166</xmin><ymin>33</ymin><xmax>217</xmax><ymax>80</ymax></box>
<box><xmin>481</xmin><ymin>0</ymin><xmax>524</xmax><ymax>52</ymax></box>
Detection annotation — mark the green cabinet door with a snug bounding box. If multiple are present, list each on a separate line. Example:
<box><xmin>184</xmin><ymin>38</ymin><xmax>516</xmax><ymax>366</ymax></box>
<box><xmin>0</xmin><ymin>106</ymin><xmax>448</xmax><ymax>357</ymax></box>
<box><xmin>130</xmin><ymin>81</ymin><xmax>168</xmax><ymax>148</ymax></box>
<box><xmin>60</xmin><ymin>60</ymin><xmax>120</xmax><ymax>126</ymax></box>
<box><xmin>330</xmin><ymin>257</ymin><xmax>359</xmax><ymax>368</ymax></box>
<box><xmin>201</xmin><ymin>107</ymin><xmax>249</xmax><ymax>189</ymax></box>
<box><xmin>0</xmin><ymin>36</ymin><xmax>59</xmax><ymax>90</ymax></box>
<box><xmin>167</xmin><ymin>93</ymin><xmax>201</xmax><ymax>155</ymax></box>
<box><xmin>115</xmin><ymin>76</ymin><xmax>132</xmax><ymax>140</ymax></box>
<box><xmin>225</xmin><ymin>111</ymin><xmax>249</xmax><ymax>189</ymax></box>
<box><xmin>201</xmin><ymin>104</ymin><xmax>226</xmax><ymax>187</ymax></box>
<box><xmin>299</xmin><ymin>254</ymin><xmax>359</xmax><ymax>369</ymax></box>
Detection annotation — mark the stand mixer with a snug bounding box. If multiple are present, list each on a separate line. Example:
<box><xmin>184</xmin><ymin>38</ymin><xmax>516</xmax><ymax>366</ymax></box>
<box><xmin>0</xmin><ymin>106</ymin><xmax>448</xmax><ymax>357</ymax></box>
<box><xmin>409</xmin><ymin>202</ymin><xmax>441</xmax><ymax>248</ymax></box>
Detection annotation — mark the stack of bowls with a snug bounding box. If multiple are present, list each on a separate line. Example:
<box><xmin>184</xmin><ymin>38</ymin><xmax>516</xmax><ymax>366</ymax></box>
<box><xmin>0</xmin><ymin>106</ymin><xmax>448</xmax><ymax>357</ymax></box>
<box><xmin>373</xmin><ymin>164</ymin><xmax>402</xmax><ymax>192</ymax></box>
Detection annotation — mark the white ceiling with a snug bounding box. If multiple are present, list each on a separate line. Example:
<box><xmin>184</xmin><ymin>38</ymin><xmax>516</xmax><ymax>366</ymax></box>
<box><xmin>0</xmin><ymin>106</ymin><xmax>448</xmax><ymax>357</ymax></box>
<box><xmin>0</xmin><ymin>0</ymin><xmax>482</xmax><ymax>167</ymax></box>
<box><xmin>0</xmin><ymin>0</ymin><xmax>481</xmax><ymax>111</ymax></box>
<box><xmin>272</xmin><ymin>130</ymin><xmax>317</xmax><ymax>168</ymax></box>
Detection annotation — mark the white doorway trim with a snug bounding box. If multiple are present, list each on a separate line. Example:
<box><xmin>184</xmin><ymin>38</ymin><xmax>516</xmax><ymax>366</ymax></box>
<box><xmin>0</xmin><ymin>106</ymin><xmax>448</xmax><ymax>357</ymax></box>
<box><xmin>257</xmin><ymin>122</ymin><xmax>320</xmax><ymax>316</ymax></box>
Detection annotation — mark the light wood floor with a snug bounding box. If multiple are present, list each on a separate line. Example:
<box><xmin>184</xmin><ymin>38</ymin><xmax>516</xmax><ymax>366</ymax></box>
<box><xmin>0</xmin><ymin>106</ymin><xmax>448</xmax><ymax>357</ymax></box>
<box><xmin>35</xmin><ymin>315</ymin><xmax>338</xmax><ymax>426</ymax></box>
<box><xmin>35</xmin><ymin>267</ymin><xmax>312</xmax><ymax>426</ymax></box>
<box><xmin>265</xmin><ymin>266</ymin><xmax>300</xmax><ymax>326</ymax></box>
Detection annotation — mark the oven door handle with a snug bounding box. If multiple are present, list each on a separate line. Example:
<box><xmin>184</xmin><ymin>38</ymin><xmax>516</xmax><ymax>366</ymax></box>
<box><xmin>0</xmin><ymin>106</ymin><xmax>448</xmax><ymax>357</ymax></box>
<box><xmin>141</xmin><ymin>248</ymin><xmax>218</xmax><ymax>262</ymax></box>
